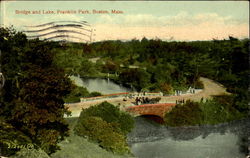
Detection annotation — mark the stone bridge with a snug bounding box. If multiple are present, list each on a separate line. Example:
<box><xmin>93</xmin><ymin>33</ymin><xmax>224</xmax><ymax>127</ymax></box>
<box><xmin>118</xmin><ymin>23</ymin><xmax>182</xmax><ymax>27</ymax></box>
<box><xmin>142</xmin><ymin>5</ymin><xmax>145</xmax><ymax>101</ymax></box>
<box><xmin>66</xmin><ymin>77</ymin><xmax>229</xmax><ymax>117</ymax></box>
<box><xmin>125</xmin><ymin>103</ymin><xmax>176</xmax><ymax>118</ymax></box>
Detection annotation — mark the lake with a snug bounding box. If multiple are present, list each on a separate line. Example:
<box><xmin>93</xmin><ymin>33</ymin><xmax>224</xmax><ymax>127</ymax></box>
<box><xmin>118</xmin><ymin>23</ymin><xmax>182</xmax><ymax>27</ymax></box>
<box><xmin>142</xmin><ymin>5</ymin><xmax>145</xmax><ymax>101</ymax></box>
<box><xmin>70</xmin><ymin>76</ymin><xmax>132</xmax><ymax>94</ymax></box>
<box><xmin>128</xmin><ymin>117</ymin><xmax>249</xmax><ymax>158</ymax></box>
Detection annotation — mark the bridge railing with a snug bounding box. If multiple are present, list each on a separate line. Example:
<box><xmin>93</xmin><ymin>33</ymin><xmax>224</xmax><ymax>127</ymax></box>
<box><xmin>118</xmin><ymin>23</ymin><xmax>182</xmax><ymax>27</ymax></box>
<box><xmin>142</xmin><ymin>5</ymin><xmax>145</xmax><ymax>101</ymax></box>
<box><xmin>80</xmin><ymin>92</ymin><xmax>164</xmax><ymax>102</ymax></box>
<box><xmin>79</xmin><ymin>89</ymin><xmax>202</xmax><ymax>103</ymax></box>
<box><xmin>126</xmin><ymin>103</ymin><xmax>176</xmax><ymax>109</ymax></box>
<box><xmin>80</xmin><ymin>92</ymin><xmax>129</xmax><ymax>102</ymax></box>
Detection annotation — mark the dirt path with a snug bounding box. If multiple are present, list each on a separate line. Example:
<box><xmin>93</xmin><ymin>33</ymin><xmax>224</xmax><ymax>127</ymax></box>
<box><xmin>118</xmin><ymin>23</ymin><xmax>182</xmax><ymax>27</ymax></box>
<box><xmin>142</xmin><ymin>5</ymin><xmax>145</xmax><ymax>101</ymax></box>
<box><xmin>66</xmin><ymin>77</ymin><xmax>229</xmax><ymax>117</ymax></box>
<box><xmin>160</xmin><ymin>77</ymin><xmax>229</xmax><ymax>103</ymax></box>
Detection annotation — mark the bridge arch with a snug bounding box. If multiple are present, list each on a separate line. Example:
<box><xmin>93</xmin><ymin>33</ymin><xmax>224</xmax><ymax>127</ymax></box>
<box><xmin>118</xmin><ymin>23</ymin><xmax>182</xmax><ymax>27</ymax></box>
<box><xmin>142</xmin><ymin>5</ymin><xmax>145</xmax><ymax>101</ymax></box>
<box><xmin>139</xmin><ymin>115</ymin><xmax>165</xmax><ymax>124</ymax></box>
<box><xmin>126</xmin><ymin>103</ymin><xmax>176</xmax><ymax>119</ymax></box>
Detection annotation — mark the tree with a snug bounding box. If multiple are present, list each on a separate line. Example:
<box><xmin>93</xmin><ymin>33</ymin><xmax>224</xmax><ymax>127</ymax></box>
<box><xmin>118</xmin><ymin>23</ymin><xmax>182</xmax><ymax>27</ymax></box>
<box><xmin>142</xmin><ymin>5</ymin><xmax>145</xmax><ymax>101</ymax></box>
<box><xmin>119</xmin><ymin>68</ymin><xmax>150</xmax><ymax>91</ymax></box>
<box><xmin>0</xmin><ymin>28</ymin><xmax>73</xmax><ymax>155</ymax></box>
<box><xmin>102</xmin><ymin>60</ymin><xmax>119</xmax><ymax>74</ymax></box>
<box><xmin>159</xmin><ymin>83</ymin><xmax>173</xmax><ymax>94</ymax></box>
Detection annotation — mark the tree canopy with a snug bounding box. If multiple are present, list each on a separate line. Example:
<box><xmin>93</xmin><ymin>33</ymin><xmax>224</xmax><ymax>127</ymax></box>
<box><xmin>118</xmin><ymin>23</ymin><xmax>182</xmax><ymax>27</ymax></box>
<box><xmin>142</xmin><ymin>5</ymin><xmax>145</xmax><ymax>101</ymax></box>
<box><xmin>0</xmin><ymin>27</ymin><xmax>73</xmax><ymax>156</ymax></box>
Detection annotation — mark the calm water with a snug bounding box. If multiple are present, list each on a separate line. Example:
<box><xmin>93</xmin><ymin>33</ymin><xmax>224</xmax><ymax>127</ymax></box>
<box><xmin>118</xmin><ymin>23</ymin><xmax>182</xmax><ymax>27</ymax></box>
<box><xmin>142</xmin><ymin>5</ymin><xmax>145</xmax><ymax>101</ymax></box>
<box><xmin>128</xmin><ymin>117</ymin><xmax>250</xmax><ymax>158</ymax></box>
<box><xmin>81</xmin><ymin>78</ymin><xmax>132</xmax><ymax>94</ymax></box>
<box><xmin>70</xmin><ymin>76</ymin><xmax>132</xmax><ymax>94</ymax></box>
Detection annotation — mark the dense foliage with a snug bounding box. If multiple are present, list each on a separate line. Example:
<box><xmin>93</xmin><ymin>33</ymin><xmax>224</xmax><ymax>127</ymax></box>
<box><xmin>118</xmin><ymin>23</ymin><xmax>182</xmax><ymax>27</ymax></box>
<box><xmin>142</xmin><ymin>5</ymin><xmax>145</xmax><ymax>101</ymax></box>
<box><xmin>0</xmin><ymin>27</ymin><xmax>73</xmax><ymax>156</ymax></box>
<box><xmin>74</xmin><ymin>101</ymin><xmax>134</xmax><ymax>154</ymax></box>
<box><xmin>164</xmin><ymin>95</ymin><xmax>245</xmax><ymax>126</ymax></box>
<box><xmin>55</xmin><ymin>37</ymin><xmax>249</xmax><ymax>116</ymax></box>
<box><xmin>63</xmin><ymin>86</ymin><xmax>89</xmax><ymax>103</ymax></box>
<box><xmin>52</xmin><ymin>46</ymin><xmax>98</xmax><ymax>77</ymax></box>
<box><xmin>0</xmin><ymin>117</ymin><xmax>32</xmax><ymax>156</ymax></box>
<box><xmin>53</xmin><ymin>37</ymin><xmax>249</xmax><ymax>95</ymax></box>
<box><xmin>164</xmin><ymin>100</ymin><xmax>203</xmax><ymax>126</ymax></box>
<box><xmin>10</xmin><ymin>148</ymin><xmax>50</xmax><ymax>158</ymax></box>
<box><xmin>75</xmin><ymin>116</ymin><xmax>129</xmax><ymax>154</ymax></box>
<box><xmin>200</xmin><ymin>95</ymin><xmax>246</xmax><ymax>124</ymax></box>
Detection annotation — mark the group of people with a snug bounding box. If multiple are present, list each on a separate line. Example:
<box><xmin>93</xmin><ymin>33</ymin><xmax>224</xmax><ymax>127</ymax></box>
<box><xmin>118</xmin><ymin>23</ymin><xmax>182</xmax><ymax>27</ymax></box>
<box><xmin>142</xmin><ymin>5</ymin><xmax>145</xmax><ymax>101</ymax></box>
<box><xmin>188</xmin><ymin>87</ymin><xmax>196</xmax><ymax>94</ymax></box>
<box><xmin>175</xmin><ymin>87</ymin><xmax>196</xmax><ymax>96</ymax></box>
<box><xmin>176</xmin><ymin>99</ymin><xmax>185</xmax><ymax>104</ymax></box>
<box><xmin>135</xmin><ymin>97</ymin><xmax>150</xmax><ymax>105</ymax></box>
<box><xmin>175</xmin><ymin>90</ymin><xmax>183</xmax><ymax>96</ymax></box>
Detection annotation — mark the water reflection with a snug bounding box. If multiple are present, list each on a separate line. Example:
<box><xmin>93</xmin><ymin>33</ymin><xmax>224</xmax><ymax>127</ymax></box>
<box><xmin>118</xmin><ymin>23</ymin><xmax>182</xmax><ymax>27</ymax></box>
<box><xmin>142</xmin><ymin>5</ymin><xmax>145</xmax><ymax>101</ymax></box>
<box><xmin>128</xmin><ymin>117</ymin><xmax>250</xmax><ymax>158</ymax></box>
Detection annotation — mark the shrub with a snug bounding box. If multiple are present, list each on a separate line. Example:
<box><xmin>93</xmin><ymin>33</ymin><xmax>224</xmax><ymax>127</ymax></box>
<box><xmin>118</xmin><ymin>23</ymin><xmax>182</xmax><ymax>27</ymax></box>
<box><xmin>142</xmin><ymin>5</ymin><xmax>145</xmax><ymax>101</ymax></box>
<box><xmin>200</xmin><ymin>95</ymin><xmax>244</xmax><ymax>124</ymax></box>
<box><xmin>74</xmin><ymin>102</ymin><xmax>134</xmax><ymax>154</ymax></box>
<box><xmin>88</xmin><ymin>91</ymin><xmax>102</xmax><ymax>97</ymax></box>
<box><xmin>64</xmin><ymin>86</ymin><xmax>90</xmax><ymax>103</ymax></box>
<box><xmin>74</xmin><ymin>117</ymin><xmax>129</xmax><ymax>154</ymax></box>
<box><xmin>164</xmin><ymin>100</ymin><xmax>203</xmax><ymax>126</ymax></box>
<box><xmin>10</xmin><ymin>148</ymin><xmax>50</xmax><ymax>158</ymax></box>
<box><xmin>164</xmin><ymin>95</ymin><xmax>245</xmax><ymax>126</ymax></box>
<box><xmin>76</xmin><ymin>101</ymin><xmax>134</xmax><ymax>135</ymax></box>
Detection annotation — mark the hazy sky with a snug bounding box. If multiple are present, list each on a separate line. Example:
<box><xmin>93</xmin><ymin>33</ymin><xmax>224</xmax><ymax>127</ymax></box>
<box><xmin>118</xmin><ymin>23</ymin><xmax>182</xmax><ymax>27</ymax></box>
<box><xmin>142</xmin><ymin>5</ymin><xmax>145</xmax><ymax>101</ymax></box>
<box><xmin>1</xmin><ymin>1</ymin><xmax>249</xmax><ymax>41</ymax></box>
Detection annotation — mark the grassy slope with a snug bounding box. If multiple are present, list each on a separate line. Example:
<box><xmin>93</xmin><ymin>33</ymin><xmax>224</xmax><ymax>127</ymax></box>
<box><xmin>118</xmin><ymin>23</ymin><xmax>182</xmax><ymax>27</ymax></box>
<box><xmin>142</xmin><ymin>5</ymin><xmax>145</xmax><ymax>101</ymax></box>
<box><xmin>51</xmin><ymin>117</ymin><xmax>135</xmax><ymax>158</ymax></box>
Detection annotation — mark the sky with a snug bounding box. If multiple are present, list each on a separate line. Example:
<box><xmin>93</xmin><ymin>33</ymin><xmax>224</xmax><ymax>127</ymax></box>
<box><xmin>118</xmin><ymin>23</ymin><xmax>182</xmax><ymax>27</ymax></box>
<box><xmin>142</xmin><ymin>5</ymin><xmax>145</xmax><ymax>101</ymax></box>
<box><xmin>0</xmin><ymin>1</ymin><xmax>249</xmax><ymax>42</ymax></box>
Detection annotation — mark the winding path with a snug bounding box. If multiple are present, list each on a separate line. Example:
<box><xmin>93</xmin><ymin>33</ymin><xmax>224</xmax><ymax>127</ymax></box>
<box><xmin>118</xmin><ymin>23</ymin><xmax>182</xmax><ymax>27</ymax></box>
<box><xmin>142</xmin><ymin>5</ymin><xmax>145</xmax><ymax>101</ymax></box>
<box><xmin>66</xmin><ymin>77</ymin><xmax>229</xmax><ymax>117</ymax></box>
<box><xmin>159</xmin><ymin>77</ymin><xmax>230</xmax><ymax>103</ymax></box>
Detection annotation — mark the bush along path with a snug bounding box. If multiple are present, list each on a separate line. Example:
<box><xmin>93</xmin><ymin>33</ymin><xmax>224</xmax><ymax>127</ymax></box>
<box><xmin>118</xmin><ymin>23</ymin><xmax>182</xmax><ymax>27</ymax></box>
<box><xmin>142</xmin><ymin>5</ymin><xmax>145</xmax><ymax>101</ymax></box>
<box><xmin>164</xmin><ymin>95</ymin><xmax>246</xmax><ymax>127</ymax></box>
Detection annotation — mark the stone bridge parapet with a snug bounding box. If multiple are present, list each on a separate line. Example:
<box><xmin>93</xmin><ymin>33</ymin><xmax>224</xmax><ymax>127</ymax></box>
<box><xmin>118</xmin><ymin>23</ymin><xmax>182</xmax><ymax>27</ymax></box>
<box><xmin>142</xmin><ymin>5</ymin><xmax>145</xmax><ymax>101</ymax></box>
<box><xmin>126</xmin><ymin>103</ymin><xmax>176</xmax><ymax>118</ymax></box>
<box><xmin>80</xmin><ymin>92</ymin><xmax>163</xmax><ymax>102</ymax></box>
